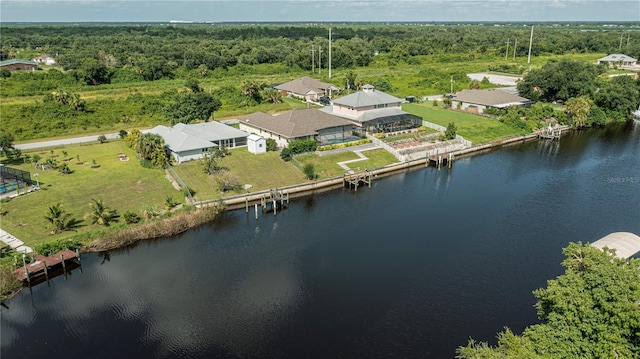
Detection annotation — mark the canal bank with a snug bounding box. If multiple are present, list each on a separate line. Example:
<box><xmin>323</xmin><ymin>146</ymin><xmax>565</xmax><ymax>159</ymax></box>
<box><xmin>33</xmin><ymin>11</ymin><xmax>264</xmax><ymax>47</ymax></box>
<box><xmin>202</xmin><ymin>125</ymin><xmax>572</xmax><ymax>211</ymax></box>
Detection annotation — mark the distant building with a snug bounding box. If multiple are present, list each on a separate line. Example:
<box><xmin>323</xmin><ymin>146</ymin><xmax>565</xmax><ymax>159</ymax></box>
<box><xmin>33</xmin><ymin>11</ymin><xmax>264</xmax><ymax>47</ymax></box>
<box><xmin>0</xmin><ymin>59</ymin><xmax>39</xmax><ymax>71</ymax></box>
<box><xmin>597</xmin><ymin>54</ymin><xmax>638</xmax><ymax>68</ymax></box>
<box><xmin>321</xmin><ymin>85</ymin><xmax>423</xmax><ymax>134</ymax></box>
<box><xmin>149</xmin><ymin>122</ymin><xmax>249</xmax><ymax>163</ymax></box>
<box><xmin>452</xmin><ymin>89</ymin><xmax>533</xmax><ymax>114</ymax></box>
<box><xmin>274</xmin><ymin>76</ymin><xmax>340</xmax><ymax>102</ymax></box>
<box><xmin>238</xmin><ymin>108</ymin><xmax>355</xmax><ymax>148</ymax></box>
<box><xmin>33</xmin><ymin>55</ymin><xmax>56</xmax><ymax>66</ymax></box>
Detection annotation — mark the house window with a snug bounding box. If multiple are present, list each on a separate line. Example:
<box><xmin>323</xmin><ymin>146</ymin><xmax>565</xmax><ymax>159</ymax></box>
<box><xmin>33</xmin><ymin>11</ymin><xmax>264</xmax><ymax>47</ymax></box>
<box><xmin>374</xmin><ymin>104</ymin><xmax>388</xmax><ymax>109</ymax></box>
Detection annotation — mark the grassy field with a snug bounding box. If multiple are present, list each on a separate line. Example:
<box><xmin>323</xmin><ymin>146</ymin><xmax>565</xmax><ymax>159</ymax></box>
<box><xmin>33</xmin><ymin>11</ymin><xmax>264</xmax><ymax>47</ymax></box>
<box><xmin>0</xmin><ymin>140</ymin><xmax>180</xmax><ymax>247</ymax></box>
<box><xmin>403</xmin><ymin>103</ymin><xmax>527</xmax><ymax>144</ymax></box>
<box><xmin>171</xmin><ymin>149</ymin><xmax>308</xmax><ymax>200</ymax></box>
<box><xmin>344</xmin><ymin>149</ymin><xmax>400</xmax><ymax>170</ymax></box>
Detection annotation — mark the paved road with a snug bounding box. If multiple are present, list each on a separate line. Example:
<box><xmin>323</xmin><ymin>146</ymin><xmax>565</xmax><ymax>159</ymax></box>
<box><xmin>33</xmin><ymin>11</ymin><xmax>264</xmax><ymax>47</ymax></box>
<box><xmin>15</xmin><ymin>133</ymin><xmax>121</xmax><ymax>150</ymax></box>
<box><xmin>467</xmin><ymin>73</ymin><xmax>521</xmax><ymax>86</ymax></box>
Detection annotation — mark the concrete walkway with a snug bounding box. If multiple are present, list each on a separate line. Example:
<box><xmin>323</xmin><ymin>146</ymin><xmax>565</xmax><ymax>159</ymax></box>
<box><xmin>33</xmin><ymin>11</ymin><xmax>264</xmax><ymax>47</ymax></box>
<box><xmin>316</xmin><ymin>142</ymin><xmax>379</xmax><ymax>157</ymax></box>
<box><xmin>0</xmin><ymin>228</ymin><xmax>33</xmax><ymax>254</ymax></box>
<box><xmin>336</xmin><ymin>146</ymin><xmax>381</xmax><ymax>173</ymax></box>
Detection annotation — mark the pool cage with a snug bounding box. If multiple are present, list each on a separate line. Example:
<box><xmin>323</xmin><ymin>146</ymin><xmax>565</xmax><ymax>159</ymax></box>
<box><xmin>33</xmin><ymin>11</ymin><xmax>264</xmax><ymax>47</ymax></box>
<box><xmin>0</xmin><ymin>165</ymin><xmax>32</xmax><ymax>193</ymax></box>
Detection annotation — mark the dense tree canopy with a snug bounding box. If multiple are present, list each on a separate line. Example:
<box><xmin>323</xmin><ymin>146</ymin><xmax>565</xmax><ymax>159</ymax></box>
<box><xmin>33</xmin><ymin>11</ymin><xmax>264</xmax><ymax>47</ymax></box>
<box><xmin>457</xmin><ymin>243</ymin><xmax>640</xmax><ymax>359</ymax></box>
<box><xmin>517</xmin><ymin>59</ymin><xmax>606</xmax><ymax>102</ymax></box>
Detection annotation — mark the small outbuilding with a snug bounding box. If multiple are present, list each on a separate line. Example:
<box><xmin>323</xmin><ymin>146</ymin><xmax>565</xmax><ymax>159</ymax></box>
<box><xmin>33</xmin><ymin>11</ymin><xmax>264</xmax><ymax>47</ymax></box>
<box><xmin>247</xmin><ymin>134</ymin><xmax>266</xmax><ymax>155</ymax></box>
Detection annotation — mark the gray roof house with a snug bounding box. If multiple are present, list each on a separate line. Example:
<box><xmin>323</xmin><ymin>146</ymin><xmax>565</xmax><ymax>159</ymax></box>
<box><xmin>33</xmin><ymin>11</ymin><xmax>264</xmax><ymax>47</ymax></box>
<box><xmin>597</xmin><ymin>54</ymin><xmax>638</xmax><ymax>68</ymax></box>
<box><xmin>149</xmin><ymin>122</ymin><xmax>249</xmax><ymax>163</ymax></box>
<box><xmin>0</xmin><ymin>59</ymin><xmax>39</xmax><ymax>71</ymax></box>
<box><xmin>238</xmin><ymin>108</ymin><xmax>355</xmax><ymax>148</ymax></box>
<box><xmin>274</xmin><ymin>76</ymin><xmax>340</xmax><ymax>102</ymax></box>
<box><xmin>321</xmin><ymin>85</ymin><xmax>423</xmax><ymax>133</ymax></box>
<box><xmin>452</xmin><ymin>89</ymin><xmax>533</xmax><ymax>114</ymax></box>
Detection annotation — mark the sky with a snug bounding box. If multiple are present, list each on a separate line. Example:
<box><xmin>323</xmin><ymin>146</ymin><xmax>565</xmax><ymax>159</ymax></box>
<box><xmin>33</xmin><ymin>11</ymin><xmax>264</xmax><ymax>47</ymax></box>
<box><xmin>1</xmin><ymin>0</ymin><xmax>639</xmax><ymax>23</ymax></box>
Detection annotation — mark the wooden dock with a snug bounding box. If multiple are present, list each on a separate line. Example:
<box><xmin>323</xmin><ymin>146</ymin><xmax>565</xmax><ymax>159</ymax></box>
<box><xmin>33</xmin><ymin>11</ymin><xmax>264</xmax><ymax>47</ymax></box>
<box><xmin>538</xmin><ymin>126</ymin><xmax>564</xmax><ymax>140</ymax></box>
<box><xmin>343</xmin><ymin>169</ymin><xmax>372</xmax><ymax>190</ymax></box>
<box><xmin>13</xmin><ymin>249</ymin><xmax>80</xmax><ymax>284</ymax></box>
<box><xmin>428</xmin><ymin>153</ymin><xmax>454</xmax><ymax>169</ymax></box>
<box><xmin>259</xmin><ymin>188</ymin><xmax>289</xmax><ymax>214</ymax></box>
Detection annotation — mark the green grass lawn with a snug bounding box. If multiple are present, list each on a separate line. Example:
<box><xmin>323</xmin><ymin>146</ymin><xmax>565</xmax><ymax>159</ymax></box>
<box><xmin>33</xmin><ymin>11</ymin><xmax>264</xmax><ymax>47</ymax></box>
<box><xmin>0</xmin><ymin>141</ymin><xmax>180</xmax><ymax>247</ymax></box>
<box><xmin>344</xmin><ymin>149</ymin><xmax>400</xmax><ymax>170</ymax></box>
<box><xmin>403</xmin><ymin>103</ymin><xmax>527</xmax><ymax>144</ymax></box>
<box><xmin>295</xmin><ymin>152</ymin><xmax>360</xmax><ymax>179</ymax></box>
<box><xmin>172</xmin><ymin>149</ymin><xmax>307</xmax><ymax>200</ymax></box>
<box><xmin>295</xmin><ymin>149</ymin><xmax>399</xmax><ymax>178</ymax></box>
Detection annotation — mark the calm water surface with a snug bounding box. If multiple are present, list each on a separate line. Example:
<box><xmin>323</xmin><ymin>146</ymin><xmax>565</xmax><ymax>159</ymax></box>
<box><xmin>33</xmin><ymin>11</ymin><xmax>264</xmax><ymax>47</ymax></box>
<box><xmin>2</xmin><ymin>123</ymin><xmax>639</xmax><ymax>358</ymax></box>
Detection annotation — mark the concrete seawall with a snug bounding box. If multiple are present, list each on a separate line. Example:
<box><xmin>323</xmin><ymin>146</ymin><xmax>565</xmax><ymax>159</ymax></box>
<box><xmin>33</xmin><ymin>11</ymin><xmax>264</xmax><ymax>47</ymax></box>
<box><xmin>199</xmin><ymin>127</ymin><xmax>571</xmax><ymax>210</ymax></box>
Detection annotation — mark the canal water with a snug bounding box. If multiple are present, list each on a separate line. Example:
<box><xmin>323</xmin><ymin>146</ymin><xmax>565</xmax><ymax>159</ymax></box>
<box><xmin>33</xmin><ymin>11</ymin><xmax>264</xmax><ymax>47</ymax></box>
<box><xmin>2</xmin><ymin>123</ymin><xmax>639</xmax><ymax>358</ymax></box>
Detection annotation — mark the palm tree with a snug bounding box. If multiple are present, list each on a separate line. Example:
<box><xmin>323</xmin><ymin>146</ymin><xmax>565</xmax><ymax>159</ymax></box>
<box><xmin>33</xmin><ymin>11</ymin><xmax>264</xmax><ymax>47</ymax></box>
<box><xmin>85</xmin><ymin>198</ymin><xmax>119</xmax><ymax>226</ymax></box>
<box><xmin>44</xmin><ymin>203</ymin><xmax>80</xmax><ymax>234</ymax></box>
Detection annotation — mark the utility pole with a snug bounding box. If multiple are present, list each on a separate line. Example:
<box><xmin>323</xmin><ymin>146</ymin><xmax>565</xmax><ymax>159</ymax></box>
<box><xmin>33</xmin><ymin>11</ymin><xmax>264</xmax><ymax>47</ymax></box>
<box><xmin>527</xmin><ymin>26</ymin><xmax>534</xmax><ymax>66</ymax></box>
<box><xmin>328</xmin><ymin>28</ymin><xmax>332</xmax><ymax>79</ymax></box>
<box><xmin>505</xmin><ymin>38</ymin><xmax>511</xmax><ymax>61</ymax></box>
<box><xmin>620</xmin><ymin>34</ymin><xmax>624</xmax><ymax>50</ymax></box>
<box><xmin>318</xmin><ymin>46</ymin><xmax>322</xmax><ymax>74</ymax></box>
<box><xmin>450</xmin><ymin>75</ymin><xmax>454</xmax><ymax>94</ymax></box>
<box><xmin>311</xmin><ymin>45</ymin><xmax>315</xmax><ymax>73</ymax></box>
<box><xmin>513</xmin><ymin>38</ymin><xmax>517</xmax><ymax>60</ymax></box>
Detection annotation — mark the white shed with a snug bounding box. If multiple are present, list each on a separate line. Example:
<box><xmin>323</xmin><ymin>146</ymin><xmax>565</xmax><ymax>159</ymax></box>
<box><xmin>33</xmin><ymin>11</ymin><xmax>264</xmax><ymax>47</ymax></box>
<box><xmin>247</xmin><ymin>134</ymin><xmax>266</xmax><ymax>155</ymax></box>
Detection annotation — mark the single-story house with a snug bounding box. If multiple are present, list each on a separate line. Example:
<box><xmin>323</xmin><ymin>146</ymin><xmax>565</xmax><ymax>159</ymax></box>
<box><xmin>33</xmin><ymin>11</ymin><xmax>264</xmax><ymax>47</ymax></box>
<box><xmin>597</xmin><ymin>54</ymin><xmax>637</xmax><ymax>68</ymax></box>
<box><xmin>247</xmin><ymin>134</ymin><xmax>266</xmax><ymax>155</ymax></box>
<box><xmin>274</xmin><ymin>76</ymin><xmax>340</xmax><ymax>102</ymax></box>
<box><xmin>33</xmin><ymin>55</ymin><xmax>56</xmax><ymax>66</ymax></box>
<box><xmin>321</xmin><ymin>85</ymin><xmax>423</xmax><ymax>134</ymax></box>
<box><xmin>149</xmin><ymin>121</ymin><xmax>249</xmax><ymax>163</ymax></box>
<box><xmin>0</xmin><ymin>59</ymin><xmax>39</xmax><ymax>71</ymax></box>
<box><xmin>452</xmin><ymin>89</ymin><xmax>533</xmax><ymax>114</ymax></box>
<box><xmin>238</xmin><ymin>108</ymin><xmax>355</xmax><ymax>148</ymax></box>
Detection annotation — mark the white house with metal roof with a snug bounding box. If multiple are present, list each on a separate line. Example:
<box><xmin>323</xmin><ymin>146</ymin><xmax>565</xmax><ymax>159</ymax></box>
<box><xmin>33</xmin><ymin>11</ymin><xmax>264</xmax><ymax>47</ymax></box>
<box><xmin>321</xmin><ymin>85</ymin><xmax>423</xmax><ymax>134</ymax></box>
<box><xmin>597</xmin><ymin>54</ymin><xmax>638</xmax><ymax>68</ymax></box>
<box><xmin>452</xmin><ymin>89</ymin><xmax>533</xmax><ymax>114</ymax></box>
<box><xmin>149</xmin><ymin>121</ymin><xmax>249</xmax><ymax>163</ymax></box>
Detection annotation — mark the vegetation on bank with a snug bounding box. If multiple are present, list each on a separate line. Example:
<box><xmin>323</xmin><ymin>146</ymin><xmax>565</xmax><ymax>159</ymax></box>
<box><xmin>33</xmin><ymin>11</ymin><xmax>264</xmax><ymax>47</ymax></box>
<box><xmin>457</xmin><ymin>243</ymin><xmax>640</xmax><ymax>359</ymax></box>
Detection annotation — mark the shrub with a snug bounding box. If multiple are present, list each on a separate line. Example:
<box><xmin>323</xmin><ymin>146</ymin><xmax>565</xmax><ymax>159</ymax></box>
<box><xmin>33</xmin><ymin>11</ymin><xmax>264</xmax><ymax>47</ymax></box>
<box><xmin>288</xmin><ymin>139</ymin><xmax>317</xmax><ymax>154</ymax></box>
<box><xmin>139</xmin><ymin>159</ymin><xmax>154</xmax><ymax>168</ymax></box>
<box><xmin>280</xmin><ymin>147</ymin><xmax>292</xmax><ymax>161</ymax></box>
<box><xmin>34</xmin><ymin>239</ymin><xmax>82</xmax><ymax>256</ymax></box>
<box><xmin>214</xmin><ymin>169</ymin><xmax>241</xmax><ymax>192</ymax></box>
<box><xmin>445</xmin><ymin>122</ymin><xmax>457</xmax><ymax>140</ymax></box>
<box><xmin>122</xmin><ymin>210</ymin><xmax>141</xmax><ymax>224</ymax></box>
<box><xmin>265</xmin><ymin>138</ymin><xmax>278</xmax><ymax>151</ymax></box>
<box><xmin>303</xmin><ymin>164</ymin><xmax>316</xmax><ymax>180</ymax></box>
